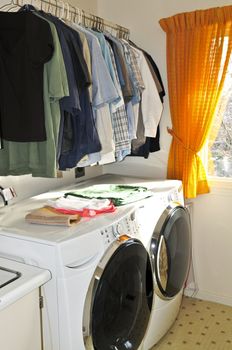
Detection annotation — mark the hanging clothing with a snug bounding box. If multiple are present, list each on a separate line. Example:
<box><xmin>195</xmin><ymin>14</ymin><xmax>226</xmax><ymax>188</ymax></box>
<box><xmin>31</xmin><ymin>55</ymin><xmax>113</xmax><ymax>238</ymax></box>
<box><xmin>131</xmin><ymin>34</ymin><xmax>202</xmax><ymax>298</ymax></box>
<box><xmin>0</xmin><ymin>5</ymin><xmax>165</xmax><ymax>177</ymax></box>
<box><xmin>128</xmin><ymin>42</ymin><xmax>165</xmax><ymax>158</ymax></box>
<box><xmin>56</xmin><ymin>20</ymin><xmax>102</xmax><ymax>170</ymax></box>
<box><xmin>105</xmin><ymin>34</ymin><xmax>136</xmax><ymax>146</ymax></box>
<box><xmin>72</xmin><ymin>24</ymin><xmax>119</xmax><ymax>168</ymax></box>
<box><xmin>129</xmin><ymin>41</ymin><xmax>165</xmax><ymax>103</ymax></box>
<box><xmin>0</xmin><ymin>11</ymin><xmax>54</xmax><ymax>142</ymax></box>
<box><xmin>0</xmin><ymin>15</ymin><xmax>69</xmax><ymax>177</ymax></box>
<box><xmin>107</xmin><ymin>42</ymin><xmax>131</xmax><ymax>161</ymax></box>
<box><xmin>130</xmin><ymin>45</ymin><xmax>163</xmax><ymax>138</ymax></box>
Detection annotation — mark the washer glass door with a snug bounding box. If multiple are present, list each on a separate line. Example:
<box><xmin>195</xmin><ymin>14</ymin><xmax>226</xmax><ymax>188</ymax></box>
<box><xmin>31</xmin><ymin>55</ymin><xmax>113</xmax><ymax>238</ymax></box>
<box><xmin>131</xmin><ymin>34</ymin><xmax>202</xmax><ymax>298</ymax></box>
<box><xmin>91</xmin><ymin>239</ymin><xmax>153</xmax><ymax>350</ymax></box>
<box><xmin>151</xmin><ymin>205</ymin><xmax>191</xmax><ymax>299</ymax></box>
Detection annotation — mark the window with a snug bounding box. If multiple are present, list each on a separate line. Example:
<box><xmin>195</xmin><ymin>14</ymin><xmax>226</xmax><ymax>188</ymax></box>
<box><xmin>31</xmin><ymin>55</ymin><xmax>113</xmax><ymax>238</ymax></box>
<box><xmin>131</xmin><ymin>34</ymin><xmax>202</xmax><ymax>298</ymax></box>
<box><xmin>207</xmin><ymin>45</ymin><xmax>232</xmax><ymax>178</ymax></box>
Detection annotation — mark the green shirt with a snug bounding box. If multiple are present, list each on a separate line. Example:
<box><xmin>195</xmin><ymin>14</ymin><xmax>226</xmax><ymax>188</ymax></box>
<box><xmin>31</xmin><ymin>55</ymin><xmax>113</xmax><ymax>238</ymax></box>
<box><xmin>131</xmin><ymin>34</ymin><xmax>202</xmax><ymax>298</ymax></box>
<box><xmin>65</xmin><ymin>184</ymin><xmax>153</xmax><ymax>206</ymax></box>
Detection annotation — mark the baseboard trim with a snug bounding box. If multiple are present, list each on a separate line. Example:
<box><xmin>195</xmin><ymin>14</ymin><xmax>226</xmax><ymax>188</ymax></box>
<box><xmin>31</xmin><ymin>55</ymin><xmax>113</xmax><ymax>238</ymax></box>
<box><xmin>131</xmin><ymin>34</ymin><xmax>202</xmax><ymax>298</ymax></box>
<box><xmin>184</xmin><ymin>288</ymin><xmax>232</xmax><ymax>307</ymax></box>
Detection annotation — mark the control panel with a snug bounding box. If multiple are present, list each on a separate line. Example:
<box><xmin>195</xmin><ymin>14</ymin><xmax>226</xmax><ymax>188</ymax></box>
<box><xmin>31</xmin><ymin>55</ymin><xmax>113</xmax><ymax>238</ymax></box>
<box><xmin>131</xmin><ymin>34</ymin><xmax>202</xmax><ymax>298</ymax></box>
<box><xmin>99</xmin><ymin>183</ymin><xmax>184</xmax><ymax>250</ymax></box>
<box><xmin>100</xmin><ymin>210</ymin><xmax>140</xmax><ymax>249</ymax></box>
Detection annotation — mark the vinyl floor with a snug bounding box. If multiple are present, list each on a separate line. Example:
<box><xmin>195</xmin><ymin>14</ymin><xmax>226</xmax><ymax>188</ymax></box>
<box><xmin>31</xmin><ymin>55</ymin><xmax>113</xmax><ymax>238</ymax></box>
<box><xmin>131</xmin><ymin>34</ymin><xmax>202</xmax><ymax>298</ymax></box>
<box><xmin>151</xmin><ymin>296</ymin><xmax>232</xmax><ymax>350</ymax></box>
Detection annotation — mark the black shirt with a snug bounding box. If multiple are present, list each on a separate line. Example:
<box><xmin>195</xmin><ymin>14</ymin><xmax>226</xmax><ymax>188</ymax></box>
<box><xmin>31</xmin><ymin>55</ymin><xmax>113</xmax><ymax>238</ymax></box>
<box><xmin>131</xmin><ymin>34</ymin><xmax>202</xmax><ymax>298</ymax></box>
<box><xmin>54</xmin><ymin>19</ymin><xmax>91</xmax><ymax>92</ymax></box>
<box><xmin>0</xmin><ymin>11</ymin><xmax>53</xmax><ymax>142</ymax></box>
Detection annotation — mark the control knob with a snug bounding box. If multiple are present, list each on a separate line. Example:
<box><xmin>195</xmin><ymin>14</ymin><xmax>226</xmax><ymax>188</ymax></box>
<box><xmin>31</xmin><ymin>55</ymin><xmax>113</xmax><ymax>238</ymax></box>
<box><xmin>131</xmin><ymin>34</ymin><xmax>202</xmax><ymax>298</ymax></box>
<box><xmin>113</xmin><ymin>223</ymin><xmax>124</xmax><ymax>237</ymax></box>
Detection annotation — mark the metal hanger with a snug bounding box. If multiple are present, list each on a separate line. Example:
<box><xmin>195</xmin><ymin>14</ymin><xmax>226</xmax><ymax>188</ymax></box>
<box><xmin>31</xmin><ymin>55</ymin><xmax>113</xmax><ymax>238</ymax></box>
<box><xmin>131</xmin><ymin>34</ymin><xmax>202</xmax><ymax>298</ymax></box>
<box><xmin>69</xmin><ymin>5</ymin><xmax>75</xmax><ymax>23</ymax></box>
<box><xmin>58</xmin><ymin>0</ymin><xmax>64</xmax><ymax>19</ymax></box>
<box><xmin>83</xmin><ymin>9</ymin><xmax>87</xmax><ymax>27</ymax></box>
<box><xmin>97</xmin><ymin>16</ymin><xmax>102</xmax><ymax>32</ymax></box>
<box><xmin>101</xmin><ymin>18</ymin><xmax>105</xmax><ymax>32</ymax></box>
<box><xmin>65</xmin><ymin>2</ymin><xmax>70</xmax><ymax>21</ymax></box>
<box><xmin>76</xmin><ymin>7</ymin><xmax>82</xmax><ymax>25</ymax></box>
<box><xmin>0</xmin><ymin>186</ymin><xmax>8</xmax><ymax>206</ymax></box>
<box><xmin>74</xmin><ymin>6</ymin><xmax>79</xmax><ymax>24</ymax></box>
<box><xmin>90</xmin><ymin>13</ymin><xmax>95</xmax><ymax>29</ymax></box>
<box><xmin>47</xmin><ymin>0</ymin><xmax>52</xmax><ymax>14</ymax></box>
<box><xmin>54</xmin><ymin>0</ymin><xmax>58</xmax><ymax>17</ymax></box>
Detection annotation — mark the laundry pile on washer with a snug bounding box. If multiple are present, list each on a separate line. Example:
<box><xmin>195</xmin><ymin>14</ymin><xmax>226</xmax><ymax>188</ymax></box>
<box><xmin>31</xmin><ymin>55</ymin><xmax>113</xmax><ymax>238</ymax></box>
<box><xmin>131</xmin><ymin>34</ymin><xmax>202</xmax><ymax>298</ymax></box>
<box><xmin>64</xmin><ymin>184</ymin><xmax>154</xmax><ymax>205</ymax></box>
<box><xmin>25</xmin><ymin>184</ymin><xmax>153</xmax><ymax>225</ymax></box>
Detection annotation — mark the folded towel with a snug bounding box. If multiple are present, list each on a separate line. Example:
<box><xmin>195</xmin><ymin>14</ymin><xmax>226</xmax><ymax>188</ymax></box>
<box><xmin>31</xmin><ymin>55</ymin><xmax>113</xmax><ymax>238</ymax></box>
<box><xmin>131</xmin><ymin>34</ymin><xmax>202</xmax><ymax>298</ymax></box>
<box><xmin>47</xmin><ymin>197</ymin><xmax>111</xmax><ymax>211</ymax></box>
<box><xmin>25</xmin><ymin>206</ymin><xmax>81</xmax><ymax>227</ymax></box>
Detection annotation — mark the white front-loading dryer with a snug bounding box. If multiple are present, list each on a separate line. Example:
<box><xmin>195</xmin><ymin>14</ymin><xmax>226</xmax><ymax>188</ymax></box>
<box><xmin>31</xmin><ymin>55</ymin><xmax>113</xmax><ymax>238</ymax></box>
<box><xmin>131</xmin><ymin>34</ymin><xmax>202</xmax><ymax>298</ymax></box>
<box><xmin>0</xmin><ymin>181</ymin><xmax>153</xmax><ymax>350</ymax></box>
<box><xmin>69</xmin><ymin>175</ymin><xmax>191</xmax><ymax>350</ymax></box>
<box><xmin>134</xmin><ymin>182</ymin><xmax>191</xmax><ymax>350</ymax></box>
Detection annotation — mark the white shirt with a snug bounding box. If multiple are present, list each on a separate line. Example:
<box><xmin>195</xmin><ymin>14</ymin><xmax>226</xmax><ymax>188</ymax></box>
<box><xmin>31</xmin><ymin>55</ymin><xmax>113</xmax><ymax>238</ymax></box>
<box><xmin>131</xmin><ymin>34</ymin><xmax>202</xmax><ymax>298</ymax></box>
<box><xmin>131</xmin><ymin>46</ymin><xmax>163</xmax><ymax>138</ymax></box>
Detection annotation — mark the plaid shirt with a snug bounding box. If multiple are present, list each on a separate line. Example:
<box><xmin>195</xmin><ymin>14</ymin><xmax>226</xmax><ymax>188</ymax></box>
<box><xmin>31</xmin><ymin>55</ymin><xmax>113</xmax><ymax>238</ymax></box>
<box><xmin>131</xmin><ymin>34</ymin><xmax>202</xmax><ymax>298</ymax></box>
<box><xmin>107</xmin><ymin>42</ymin><xmax>131</xmax><ymax>155</ymax></box>
<box><xmin>121</xmin><ymin>40</ymin><xmax>145</xmax><ymax>95</ymax></box>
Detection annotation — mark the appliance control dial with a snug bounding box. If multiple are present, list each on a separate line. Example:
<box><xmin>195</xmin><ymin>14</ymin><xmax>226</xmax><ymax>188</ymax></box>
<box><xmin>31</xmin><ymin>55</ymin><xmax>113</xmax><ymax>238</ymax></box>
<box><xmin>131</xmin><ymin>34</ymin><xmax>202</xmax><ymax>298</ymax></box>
<box><xmin>113</xmin><ymin>223</ymin><xmax>124</xmax><ymax>237</ymax></box>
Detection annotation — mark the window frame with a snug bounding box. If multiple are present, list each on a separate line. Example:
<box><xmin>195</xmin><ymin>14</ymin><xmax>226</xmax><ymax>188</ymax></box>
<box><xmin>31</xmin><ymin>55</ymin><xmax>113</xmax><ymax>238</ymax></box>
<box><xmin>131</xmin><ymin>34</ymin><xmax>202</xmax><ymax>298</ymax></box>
<box><xmin>201</xmin><ymin>139</ymin><xmax>232</xmax><ymax>190</ymax></box>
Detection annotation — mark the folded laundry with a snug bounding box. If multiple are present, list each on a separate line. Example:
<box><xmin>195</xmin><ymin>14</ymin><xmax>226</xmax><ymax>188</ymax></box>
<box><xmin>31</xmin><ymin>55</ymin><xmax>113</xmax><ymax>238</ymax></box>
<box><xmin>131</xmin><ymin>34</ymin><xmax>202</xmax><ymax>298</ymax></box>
<box><xmin>54</xmin><ymin>205</ymin><xmax>115</xmax><ymax>217</ymax></box>
<box><xmin>64</xmin><ymin>184</ymin><xmax>153</xmax><ymax>206</ymax></box>
<box><xmin>25</xmin><ymin>206</ymin><xmax>81</xmax><ymax>226</ymax></box>
<box><xmin>47</xmin><ymin>196</ymin><xmax>116</xmax><ymax>217</ymax></box>
<box><xmin>48</xmin><ymin>196</ymin><xmax>111</xmax><ymax>210</ymax></box>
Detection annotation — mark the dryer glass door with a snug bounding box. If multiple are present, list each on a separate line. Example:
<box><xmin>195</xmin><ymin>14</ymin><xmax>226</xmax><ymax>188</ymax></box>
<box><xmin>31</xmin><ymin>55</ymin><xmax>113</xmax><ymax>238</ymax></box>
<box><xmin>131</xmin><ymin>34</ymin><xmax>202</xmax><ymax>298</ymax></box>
<box><xmin>91</xmin><ymin>239</ymin><xmax>153</xmax><ymax>350</ymax></box>
<box><xmin>151</xmin><ymin>205</ymin><xmax>191</xmax><ymax>299</ymax></box>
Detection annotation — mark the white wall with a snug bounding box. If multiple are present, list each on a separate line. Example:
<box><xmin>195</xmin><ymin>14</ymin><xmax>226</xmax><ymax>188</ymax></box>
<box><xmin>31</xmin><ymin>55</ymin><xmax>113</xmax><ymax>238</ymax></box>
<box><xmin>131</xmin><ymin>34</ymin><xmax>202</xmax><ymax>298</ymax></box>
<box><xmin>98</xmin><ymin>0</ymin><xmax>232</xmax><ymax>305</ymax></box>
<box><xmin>0</xmin><ymin>167</ymin><xmax>103</xmax><ymax>205</ymax></box>
<box><xmin>191</xmin><ymin>184</ymin><xmax>232</xmax><ymax>306</ymax></box>
<box><xmin>65</xmin><ymin>0</ymin><xmax>97</xmax><ymax>13</ymax></box>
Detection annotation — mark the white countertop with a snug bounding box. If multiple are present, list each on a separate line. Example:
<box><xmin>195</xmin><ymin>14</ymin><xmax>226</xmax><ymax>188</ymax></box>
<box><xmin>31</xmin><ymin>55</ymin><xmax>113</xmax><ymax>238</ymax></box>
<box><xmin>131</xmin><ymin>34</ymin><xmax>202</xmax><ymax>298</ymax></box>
<box><xmin>0</xmin><ymin>257</ymin><xmax>51</xmax><ymax>311</ymax></box>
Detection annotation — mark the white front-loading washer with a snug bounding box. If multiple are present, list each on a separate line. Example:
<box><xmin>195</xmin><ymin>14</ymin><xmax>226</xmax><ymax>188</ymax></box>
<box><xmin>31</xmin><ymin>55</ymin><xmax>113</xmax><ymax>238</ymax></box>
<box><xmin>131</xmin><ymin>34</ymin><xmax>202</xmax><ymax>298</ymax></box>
<box><xmin>0</xmin><ymin>179</ymin><xmax>154</xmax><ymax>350</ymax></box>
<box><xmin>134</xmin><ymin>181</ymin><xmax>191</xmax><ymax>349</ymax></box>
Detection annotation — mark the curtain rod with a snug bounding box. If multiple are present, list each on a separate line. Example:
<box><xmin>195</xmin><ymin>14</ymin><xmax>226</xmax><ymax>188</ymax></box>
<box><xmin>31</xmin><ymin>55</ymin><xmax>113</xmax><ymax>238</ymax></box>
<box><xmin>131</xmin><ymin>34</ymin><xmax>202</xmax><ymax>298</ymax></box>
<box><xmin>19</xmin><ymin>0</ymin><xmax>130</xmax><ymax>38</ymax></box>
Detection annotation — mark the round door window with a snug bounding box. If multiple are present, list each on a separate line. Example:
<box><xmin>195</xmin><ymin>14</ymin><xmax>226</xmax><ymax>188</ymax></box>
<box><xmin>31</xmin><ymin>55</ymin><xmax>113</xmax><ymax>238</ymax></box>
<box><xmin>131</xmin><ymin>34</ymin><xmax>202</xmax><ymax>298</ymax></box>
<box><xmin>91</xmin><ymin>239</ymin><xmax>153</xmax><ymax>350</ymax></box>
<box><xmin>150</xmin><ymin>205</ymin><xmax>191</xmax><ymax>299</ymax></box>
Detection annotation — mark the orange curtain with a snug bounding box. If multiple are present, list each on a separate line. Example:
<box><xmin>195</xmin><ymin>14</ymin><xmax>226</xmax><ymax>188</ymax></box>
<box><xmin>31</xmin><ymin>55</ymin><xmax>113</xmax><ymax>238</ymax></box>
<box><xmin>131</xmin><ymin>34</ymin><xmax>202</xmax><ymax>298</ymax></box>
<box><xmin>159</xmin><ymin>6</ymin><xmax>232</xmax><ymax>198</ymax></box>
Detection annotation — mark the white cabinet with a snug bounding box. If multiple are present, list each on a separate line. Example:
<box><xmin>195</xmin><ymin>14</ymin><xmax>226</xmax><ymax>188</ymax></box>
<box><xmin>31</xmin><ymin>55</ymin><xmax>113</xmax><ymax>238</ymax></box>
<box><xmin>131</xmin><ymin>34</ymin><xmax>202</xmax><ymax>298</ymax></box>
<box><xmin>0</xmin><ymin>288</ymin><xmax>42</xmax><ymax>350</ymax></box>
<box><xmin>0</xmin><ymin>257</ymin><xmax>51</xmax><ymax>350</ymax></box>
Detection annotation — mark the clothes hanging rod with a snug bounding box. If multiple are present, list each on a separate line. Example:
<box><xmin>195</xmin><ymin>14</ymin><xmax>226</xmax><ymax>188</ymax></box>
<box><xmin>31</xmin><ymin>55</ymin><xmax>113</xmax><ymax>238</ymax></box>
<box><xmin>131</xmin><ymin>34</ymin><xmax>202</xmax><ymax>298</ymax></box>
<box><xmin>14</xmin><ymin>0</ymin><xmax>130</xmax><ymax>38</ymax></box>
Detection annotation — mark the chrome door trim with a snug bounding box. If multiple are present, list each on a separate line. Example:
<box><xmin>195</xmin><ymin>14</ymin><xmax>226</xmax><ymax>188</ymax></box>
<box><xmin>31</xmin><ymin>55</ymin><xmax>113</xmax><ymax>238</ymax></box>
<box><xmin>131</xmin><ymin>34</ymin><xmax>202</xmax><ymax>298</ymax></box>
<box><xmin>150</xmin><ymin>203</ymin><xmax>190</xmax><ymax>300</ymax></box>
<box><xmin>82</xmin><ymin>236</ymin><xmax>138</xmax><ymax>347</ymax></box>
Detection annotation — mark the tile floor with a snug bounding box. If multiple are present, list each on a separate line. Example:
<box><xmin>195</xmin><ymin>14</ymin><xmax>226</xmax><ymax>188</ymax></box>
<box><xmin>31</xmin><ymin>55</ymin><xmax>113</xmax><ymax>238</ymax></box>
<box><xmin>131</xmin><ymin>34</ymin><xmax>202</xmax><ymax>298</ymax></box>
<box><xmin>151</xmin><ymin>296</ymin><xmax>232</xmax><ymax>350</ymax></box>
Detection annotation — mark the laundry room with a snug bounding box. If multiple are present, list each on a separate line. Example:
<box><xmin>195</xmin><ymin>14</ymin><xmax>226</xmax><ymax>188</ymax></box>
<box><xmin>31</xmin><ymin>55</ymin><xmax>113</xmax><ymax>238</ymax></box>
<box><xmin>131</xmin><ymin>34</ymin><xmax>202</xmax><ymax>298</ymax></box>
<box><xmin>0</xmin><ymin>0</ymin><xmax>232</xmax><ymax>349</ymax></box>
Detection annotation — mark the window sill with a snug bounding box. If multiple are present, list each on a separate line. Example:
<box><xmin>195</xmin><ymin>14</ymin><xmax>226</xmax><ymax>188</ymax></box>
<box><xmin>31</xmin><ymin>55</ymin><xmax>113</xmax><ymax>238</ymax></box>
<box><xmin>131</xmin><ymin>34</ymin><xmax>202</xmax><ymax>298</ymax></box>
<box><xmin>208</xmin><ymin>176</ymin><xmax>232</xmax><ymax>195</ymax></box>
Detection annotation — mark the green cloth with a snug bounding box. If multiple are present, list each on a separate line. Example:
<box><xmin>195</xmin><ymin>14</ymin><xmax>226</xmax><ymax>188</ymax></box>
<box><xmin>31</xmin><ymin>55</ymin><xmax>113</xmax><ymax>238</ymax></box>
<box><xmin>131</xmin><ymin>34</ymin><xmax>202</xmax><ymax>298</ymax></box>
<box><xmin>65</xmin><ymin>184</ymin><xmax>153</xmax><ymax>206</ymax></box>
<box><xmin>0</xmin><ymin>18</ymin><xmax>69</xmax><ymax>177</ymax></box>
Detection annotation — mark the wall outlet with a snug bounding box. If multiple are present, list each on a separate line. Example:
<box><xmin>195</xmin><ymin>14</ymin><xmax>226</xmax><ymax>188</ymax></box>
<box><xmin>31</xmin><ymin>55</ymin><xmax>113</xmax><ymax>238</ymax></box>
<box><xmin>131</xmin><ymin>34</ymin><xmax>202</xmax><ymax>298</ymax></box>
<box><xmin>75</xmin><ymin>167</ymin><xmax>85</xmax><ymax>178</ymax></box>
